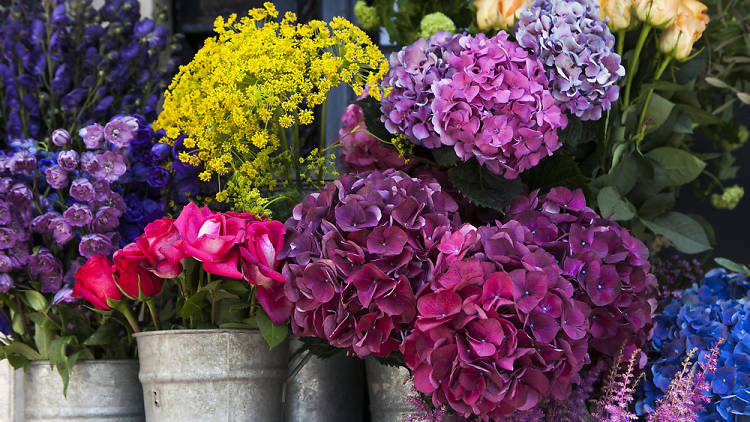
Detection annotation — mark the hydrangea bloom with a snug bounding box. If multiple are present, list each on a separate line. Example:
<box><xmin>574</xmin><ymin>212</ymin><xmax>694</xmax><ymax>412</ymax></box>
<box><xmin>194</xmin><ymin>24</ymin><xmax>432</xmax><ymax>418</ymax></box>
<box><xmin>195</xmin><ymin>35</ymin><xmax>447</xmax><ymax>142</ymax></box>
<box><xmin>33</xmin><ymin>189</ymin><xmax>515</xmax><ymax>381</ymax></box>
<box><xmin>516</xmin><ymin>0</ymin><xmax>625</xmax><ymax>120</ymax></box>
<box><xmin>279</xmin><ymin>169</ymin><xmax>463</xmax><ymax>358</ymax></box>
<box><xmin>381</xmin><ymin>32</ymin><xmax>567</xmax><ymax>178</ymax></box>
<box><xmin>336</xmin><ymin>104</ymin><xmax>408</xmax><ymax>172</ymax></box>
<box><xmin>380</xmin><ymin>32</ymin><xmax>462</xmax><ymax>149</ymax></box>
<box><xmin>641</xmin><ymin>269</ymin><xmax>750</xmax><ymax>420</ymax></box>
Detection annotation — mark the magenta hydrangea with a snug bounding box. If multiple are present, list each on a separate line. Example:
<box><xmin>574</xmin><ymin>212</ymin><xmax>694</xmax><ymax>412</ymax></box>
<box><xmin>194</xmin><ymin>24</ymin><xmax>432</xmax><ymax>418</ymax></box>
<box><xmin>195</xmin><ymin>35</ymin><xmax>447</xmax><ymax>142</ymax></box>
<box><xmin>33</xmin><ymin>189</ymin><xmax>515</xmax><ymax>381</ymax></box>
<box><xmin>505</xmin><ymin>187</ymin><xmax>658</xmax><ymax>358</ymax></box>
<box><xmin>279</xmin><ymin>169</ymin><xmax>464</xmax><ymax>358</ymax></box>
<box><xmin>380</xmin><ymin>31</ymin><xmax>567</xmax><ymax>179</ymax></box>
<box><xmin>336</xmin><ymin>104</ymin><xmax>408</xmax><ymax>172</ymax></box>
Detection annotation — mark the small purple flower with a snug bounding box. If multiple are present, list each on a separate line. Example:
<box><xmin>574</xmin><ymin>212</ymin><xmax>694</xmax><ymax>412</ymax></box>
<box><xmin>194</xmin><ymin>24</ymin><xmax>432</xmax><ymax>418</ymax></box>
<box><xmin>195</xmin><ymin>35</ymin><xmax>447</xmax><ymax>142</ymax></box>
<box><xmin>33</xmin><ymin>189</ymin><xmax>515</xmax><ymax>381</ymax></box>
<box><xmin>103</xmin><ymin>116</ymin><xmax>139</xmax><ymax>148</ymax></box>
<box><xmin>134</xmin><ymin>19</ymin><xmax>155</xmax><ymax>38</ymax></box>
<box><xmin>44</xmin><ymin>164</ymin><xmax>69</xmax><ymax>189</ymax></box>
<box><xmin>92</xmin><ymin>180</ymin><xmax>112</xmax><ymax>201</ymax></box>
<box><xmin>53</xmin><ymin>285</ymin><xmax>76</xmax><ymax>305</ymax></box>
<box><xmin>149</xmin><ymin>143</ymin><xmax>170</xmax><ymax>163</ymax></box>
<box><xmin>49</xmin><ymin>217</ymin><xmax>74</xmax><ymax>245</ymax></box>
<box><xmin>90</xmin><ymin>150</ymin><xmax>127</xmax><ymax>182</ymax></box>
<box><xmin>0</xmin><ymin>273</ymin><xmax>13</xmax><ymax>293</ymax></box>
<box><xmin>9</xmin><ymin>150</ymin><xmax>36</xmax><ymax>174</ymax></box>
<box><xmin>78</xmin><ymin>233</ymin><xmax>113</xmax><ymax>258</ymax></box>
<box><xmin>79</xmin><ymin>151</ymin><xmax>99</xmax><ymax>174</ymax></box>
<box><xmin>30</xmin><ymin>211</ymin><xmax>60</xmax><ymax>235</ymax></box>
<box><xmin>146</xmin><ymin>166</ymin><xmax>169</xmax><ymax>188</ymax></box>
<box><xmin>90</xmin><ymin>206</ymin><xmax>120</xmax><ymax>233</ymax></box>
<box><xmin>0</xmin><ymin>202</ymin><xmax>10</xmax><ymax>225</ymax></box>
<box><xmin>62</xmin><ymin>203</ymin><xmax>93</xmax><ymax>227</ymax></box>
<box><xmin>29</xmin><ymin>248</ymin><xmax>63</xmax><ymax>293</ymax></box>
<box><xmin>0</xmin><ymin>254</ymin><xmax>12</xmax><ymax>273</ymax></box>
<box><xmin>69</xmin><ymin>178</ymin><xmax>95</xmax><ymax>202</ymax></box>
<box><xmin>0</xmin><ymin>228</ymin><xmax>16</xmax><ymax>249</ymax></box>
<box><xmin>79</xmin><ymin>123</ymin><xmax>105</xmax><ymax>149</ymax></box>
<box><xmin>56</xmin><ymin>150</ymin><xmax>79</xmax><ymax>171</ymax></box>
<box><xmin>8</xmin><ymin>183</ymin><xmax>32</xmax><ymax>207</ymax></box>
<box><xmin>51</xmin><ymin>128</ymin><xmax>71</xmax><ymax>147</ymax></box>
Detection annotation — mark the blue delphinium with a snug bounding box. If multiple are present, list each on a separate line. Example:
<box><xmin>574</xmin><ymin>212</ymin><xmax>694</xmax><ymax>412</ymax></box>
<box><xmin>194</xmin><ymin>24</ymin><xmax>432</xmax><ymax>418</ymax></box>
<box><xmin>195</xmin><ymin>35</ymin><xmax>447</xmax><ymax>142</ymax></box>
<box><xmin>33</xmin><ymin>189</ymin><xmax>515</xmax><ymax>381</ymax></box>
<box><xmin>641</xmin><ymin>268</ymin><xmax>750</xmax><ymax>420</ymax></box>
<box><xmin>0</xmin><ymin>0</ymin><xmax>180</xmax><ymax>142</ymax></box>
<box><xmin>515</xmin><ymin>0</ymin><xmax>625</xmax><ymax>120</ymax></box>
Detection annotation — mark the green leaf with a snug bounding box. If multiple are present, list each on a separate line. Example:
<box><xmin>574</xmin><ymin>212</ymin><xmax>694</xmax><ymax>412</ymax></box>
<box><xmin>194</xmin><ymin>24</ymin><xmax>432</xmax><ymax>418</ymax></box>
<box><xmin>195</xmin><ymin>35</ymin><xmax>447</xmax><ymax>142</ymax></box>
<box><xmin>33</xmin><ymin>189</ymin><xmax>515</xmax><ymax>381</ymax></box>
<box><xmin>448</xmin><ymin>159</ymin><xmax>524</xmax><ymax>212</ymax></box>
<box><xmin>521</xmin><ymin>153</ymin><xmax>590</xmax><ymax>196</ymax></box>
<box><xmin>25</xmin><ymin>291</ymin><xmax>47</xmax><ymax>312</ymax></box>
<box><xmin>714</xmin><ymin>258</ymin><xmax>750</xmax><ymax>276</ymax></box>
<box><xmin>83</xmin><ymin>324</ymin><xmax>117</xmax><ymax>346</ymax></box>
<box><xmin>646</xmin><ymin>147</ymin><xmax>706</xmax><ymax>186</ymax></box>
<box><xmin>2</xmin><ymin>342</ymin><xmax>43</xmax><ymax>361</ymax></box>
<box><xmin>198</xmin><ymin>280</ymin><xmax>223</xmax><ymax>292</ymax></box>
<box><xmin>597</xmin><ymin>187</ymin><xmax>636</xmax><ymax>221</ymax></box>
<box><xmin>641</xmin><ymin>94</ymin><xmax>674</xmax><ymax>133</ymax></box>
<box><xmin>737</xmin><ymin>92</ymin><xmax>750</xmax><ymax>105</ymax></box>
<box><xmin>33</xmin><ymin>323</ymin><xmax>54</xmax><ymax>359</ymax></box>
<box><xmin>679</xmin><ymin>105</ymin><xmax>724</xmax><ymax>125</ymax></box>
<box><xmin>642</xmin><ymin>80</ymin><xmax>689</xmax><ymax>92</ymax></box>
<box><xmin>638</xmin><ymin>193</ymin><xmax>675</xmax><ymax>218</ymax></box>
<box><xmin>705</xmin><ymin>76</ymin><xmax>731</xmax><ymax>89</ymax></box>
<box><xmin>49</xmin><ymin>337</ymin><xmax>75</xmax><ymax>396</ymax></box>
<box><xmin>641</xmin><ymin>212</ymin><xmax>711</xmax><ymax>254</ymax></box>
<box><xmin>256</xmin><ymin>309</ymin><xmax>288</xmax><ymax>350</ymax></box>
<box><xmin>178</xmin><ymin>291</ymin><xmax>207</xmax><ymax>320</ymax></box>
<box><xmin>432</xmin><ymin>146</ymin><xmax>459</xmax><ymax>167</ymax></box>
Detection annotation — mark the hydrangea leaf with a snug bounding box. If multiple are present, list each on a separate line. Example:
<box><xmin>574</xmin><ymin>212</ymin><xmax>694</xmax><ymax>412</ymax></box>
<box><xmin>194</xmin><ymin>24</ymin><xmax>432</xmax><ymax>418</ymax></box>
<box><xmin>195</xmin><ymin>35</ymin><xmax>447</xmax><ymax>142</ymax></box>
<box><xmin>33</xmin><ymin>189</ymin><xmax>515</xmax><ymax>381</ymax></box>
<box><xmin>521</xmin><ymin>153</ymin><xmax>590</xmax><ymax>196</ymax></box>
<box><xmin>641</xmin><ymin>212</ymin><xmax>712</xmax><ymax>254</ymax></box>
<box><xmin>597</xmin><ymin>187</ymin><xmax>636</xmax><ymax>221</ymax></box>
<box><xmin>353</xmin><ymin>96</ymin><xmax>391</xmax><ymax>143</ymax></box>
<box><xmin>256</xmin><ymin>308</ymin><xmax>288</xmax><ymax>350</ymax></box>
<box><xmin>432</xmin><ymin>146</ymin><xmax>460</xmax><ymax>167</ymax></box>
<box><xmin>646</xmin><ymin>147</ymin><xmax>706</xmax><ymax>187</ymax></box>
<box><xmin>448</xmin><ymin>159</ymin><xmax>523</xmax><ymax>212</ymax></box>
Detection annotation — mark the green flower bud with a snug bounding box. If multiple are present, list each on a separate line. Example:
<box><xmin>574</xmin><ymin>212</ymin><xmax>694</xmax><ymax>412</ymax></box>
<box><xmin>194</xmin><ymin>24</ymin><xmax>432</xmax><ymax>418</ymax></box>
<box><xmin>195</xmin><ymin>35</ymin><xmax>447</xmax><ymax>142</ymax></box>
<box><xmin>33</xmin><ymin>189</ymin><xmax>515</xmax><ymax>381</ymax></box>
<box><xmin>354</xmin><ymin>1</ymin><xmax>380</xmax><ymax>31</ymax></box>
<box><xmin>711</xmin><ymin>185</ymin><xmax>744</xmax><ymax>210</ymax></box>
<box><xmin>419</xmin><ymin>12</ymin><xmax>456</xmax><ymax>40</ymax></box>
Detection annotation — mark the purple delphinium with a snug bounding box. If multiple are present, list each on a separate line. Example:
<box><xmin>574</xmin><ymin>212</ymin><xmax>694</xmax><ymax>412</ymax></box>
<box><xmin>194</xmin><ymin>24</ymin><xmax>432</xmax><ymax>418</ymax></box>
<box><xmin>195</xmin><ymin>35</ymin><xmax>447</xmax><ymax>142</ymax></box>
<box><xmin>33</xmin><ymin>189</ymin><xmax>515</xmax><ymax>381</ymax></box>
<box><xmin>44</xmin><ymin>165</ymin><xmax>69</xmax><ymax>189</ymax></box>
<box><xmin>80</xmin><ymin>123</ymin><xmax>105</xmax><ymax>150</ymax></box>
<box><xmin>515</xmin><ymin>0</ymin><xmax>625</xmax><ymax>120</ymax></box>
<box><xmin>69</xmin><ymin>178</ymin><xmax>95</xmax><ymax>202</ymax></box>
<box><xmin>103</xmin><ymin>116</ymin><xmax>139</xmax><ymax>148</ymax></box>
<box><xmin>56</xmin><ymin>150</ymin><xmax>79</xmax><ymax>171</ymax></box>
<box><xmin>91</xmin><ymin>150</ymin><xmax>128</xmax><ymax>182</ymax></box>
<box><xmin>62</xmin><ymin>203</ymin><xmax>93</xmax><ymax>227</ymax></box>
<box><xmin>51</xmin><ymin>129</ymin><xmax>71</xmax><ymax>147</ymax></box>
<box><xmin>0</xmin><ymin>273</ymin><xmax>13</xmax><ymax>292</ymax></box>
<box><xmin>78</xmin><ymin>234</ymin><xmax>113</xmax><ymax>258</ymax></box>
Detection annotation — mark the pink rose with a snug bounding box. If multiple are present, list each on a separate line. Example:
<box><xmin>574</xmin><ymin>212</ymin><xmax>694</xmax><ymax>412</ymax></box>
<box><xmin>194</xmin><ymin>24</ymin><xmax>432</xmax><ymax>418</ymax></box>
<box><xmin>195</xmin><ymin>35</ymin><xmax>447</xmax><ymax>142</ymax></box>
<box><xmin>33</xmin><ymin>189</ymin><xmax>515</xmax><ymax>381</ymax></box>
<box><xmin>136</xmin><ymin>217</ymin><xmax>185</xmax><ymax>278</ymax></box>
<box><xmin>113</xmin><ymin>243</ymin><xmax>164</xmax><ymax>298</ymax></box>
<box><xmin>240</xmin><ymin>220</ymin><xmax>286</xmax><ymax>287</ymax></box>
<box><xmin>174</xmin><ymin>203</ymin><xmax>245</xmax><ymax>279</ymax></box>
<box><xmin>73</xmin><ymin>255</ymin><xmax>121</xmax><ymax>310</ymax></box>
<box><xmin>256</xmin><ymin>283</ymin><xmax>292</xmax><ymax>325</ymax></box>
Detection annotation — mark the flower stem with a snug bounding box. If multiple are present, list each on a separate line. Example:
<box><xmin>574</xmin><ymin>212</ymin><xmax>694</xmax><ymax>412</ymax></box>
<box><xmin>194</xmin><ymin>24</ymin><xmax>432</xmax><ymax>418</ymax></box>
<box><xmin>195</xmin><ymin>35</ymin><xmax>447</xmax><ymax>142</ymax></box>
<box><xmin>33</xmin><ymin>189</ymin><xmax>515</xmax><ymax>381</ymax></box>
<box><xmin>114</xmin><ymin>303</ymin><xmax>141</xmax><ymax>334</ymax></box>
<box><xmin>318</xmin><ymin>100</ymin><xmax>327</xmax><ymax>182</ymax></box>
<box><xmin>146</xmin><ymin>299</ymin><xmax>160</xmax><ymax>331</ymax></box>
<box><xmin>623</xmin><ymin>24</ymin><xmax>652</xmax><ymax>109</ymax></box>
<box><xmin>636</xmin><ymin>56</ymin><xmax>673</xmax><ymax>141</ymax></box>
<box><xmin>616</xmin><ymin>29</ymin><xmax>626</xmax><ymax>58</ymax></box>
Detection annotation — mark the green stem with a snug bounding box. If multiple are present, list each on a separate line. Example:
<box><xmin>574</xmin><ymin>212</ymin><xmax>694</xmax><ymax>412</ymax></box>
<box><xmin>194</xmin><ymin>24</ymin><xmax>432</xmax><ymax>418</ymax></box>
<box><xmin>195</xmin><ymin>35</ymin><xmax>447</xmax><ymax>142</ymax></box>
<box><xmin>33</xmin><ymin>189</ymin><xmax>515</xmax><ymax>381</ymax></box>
<box><xmin>317</xmin><ymin>101</ymin><xmax>327</xmax><ymax>182</ymax></box>
<box><xmin>702</xmin><ymin>170</ymin><xmax>725</xmax><ymax>190</ymax></box>
<box><xmin>616</xmin><ymin>29</ymin><xmax>626</xmax><ymax>58</ymax></box>
<box><xmin>636</xmin><ymin>56</ymin><xmax>673</xmax><ymax>141</ymax></box>
<box><xmin>623</xmin><ymin>24</ymin><xmax>652</xmax><ymax>109</ymax></box>
<box><xmin>146</xmin><ymin>299</ymin><xmax>160</xmax><ymax>331</ymax></box>
<box><xmin>114</xmin><ymin>303</ymin><xmax>141</xmax><ymax>334</ymax></box>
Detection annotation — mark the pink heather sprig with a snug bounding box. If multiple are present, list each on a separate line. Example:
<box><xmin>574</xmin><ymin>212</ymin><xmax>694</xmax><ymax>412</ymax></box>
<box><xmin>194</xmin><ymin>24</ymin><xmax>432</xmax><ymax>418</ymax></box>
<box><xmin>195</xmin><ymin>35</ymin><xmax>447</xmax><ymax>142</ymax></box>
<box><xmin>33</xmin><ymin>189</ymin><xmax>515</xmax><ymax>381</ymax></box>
<box><xmin>545</xmin><ymin>359</ymin><xmax>607</xmax><ymax>421</ymax></box>
<box><xmin>404</xmin><ymin>393</ymin><xmax>449</xmax><ymax>422</ymax></box>
<box><xmin>647</xmin><ymin>339</ymin><xmax>724</xmax><ymax>422</ymax></box>
<box><xmin>595</xmin><ymin>344</ymin><xmax>642</xmax><ymax>422</ymax></box>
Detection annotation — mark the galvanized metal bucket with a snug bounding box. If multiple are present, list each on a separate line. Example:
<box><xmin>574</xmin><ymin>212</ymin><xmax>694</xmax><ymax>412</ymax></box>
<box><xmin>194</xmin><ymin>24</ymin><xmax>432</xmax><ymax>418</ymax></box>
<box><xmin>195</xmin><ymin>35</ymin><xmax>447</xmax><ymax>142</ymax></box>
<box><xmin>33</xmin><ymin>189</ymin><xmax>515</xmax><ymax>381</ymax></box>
<box><xmin>365</xmin><ymin>359</ymin><xmax>416</xmax><ymax>422</ymax></box>
<box><xmin>23</xmin><ymin>360</ymin><xmax>144</xmax><ymax>422</ymax></box>
<box><xmin>135</xmin><ymin>329</ymin><xmax>288</xmax><ymax>422</ymax></box>
<box><xmin>284</xmin><ymin>339</ymin><xmax>365</xmax><ymax>422</ymax></box>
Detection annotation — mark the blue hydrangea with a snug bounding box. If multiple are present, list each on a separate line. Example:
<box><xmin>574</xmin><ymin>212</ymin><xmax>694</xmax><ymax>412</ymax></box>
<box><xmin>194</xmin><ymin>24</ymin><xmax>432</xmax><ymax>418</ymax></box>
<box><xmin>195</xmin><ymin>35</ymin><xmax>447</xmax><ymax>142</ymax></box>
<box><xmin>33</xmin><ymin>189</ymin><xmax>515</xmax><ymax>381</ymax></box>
<box><xmin>640</xmin><ymin>269</ymin><xmax>750</xmax><ymax>421</ymax></box>
<box><xmin>515</xmin><ymin>0</ymin><xmax>625</xmax><ymax>120</ymax></box>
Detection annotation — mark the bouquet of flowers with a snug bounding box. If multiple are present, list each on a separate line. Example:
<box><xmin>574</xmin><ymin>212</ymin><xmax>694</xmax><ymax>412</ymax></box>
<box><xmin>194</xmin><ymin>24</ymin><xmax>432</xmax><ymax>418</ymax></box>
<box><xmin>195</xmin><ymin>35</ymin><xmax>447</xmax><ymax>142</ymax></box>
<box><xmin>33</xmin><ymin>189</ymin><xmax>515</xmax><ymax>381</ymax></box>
<box><xmin>73</xmin><ymin>202</ymin><xmax>291</xmax><ymax>348</ymax></box>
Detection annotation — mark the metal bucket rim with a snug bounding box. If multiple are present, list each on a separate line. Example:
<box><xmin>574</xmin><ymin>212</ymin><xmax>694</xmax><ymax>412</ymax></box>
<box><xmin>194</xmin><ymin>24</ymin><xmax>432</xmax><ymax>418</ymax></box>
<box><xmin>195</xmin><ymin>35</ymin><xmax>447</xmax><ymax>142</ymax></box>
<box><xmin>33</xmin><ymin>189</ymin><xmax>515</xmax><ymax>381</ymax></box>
<box><xmin>28</xmin><ymin>359</ymin><xmax>138</xmax><ymax>366</ymax></box>
<box><xmin>134</xmin><ymin>328</ymin><xmax>259</xmax><ymax>338</ymax></box>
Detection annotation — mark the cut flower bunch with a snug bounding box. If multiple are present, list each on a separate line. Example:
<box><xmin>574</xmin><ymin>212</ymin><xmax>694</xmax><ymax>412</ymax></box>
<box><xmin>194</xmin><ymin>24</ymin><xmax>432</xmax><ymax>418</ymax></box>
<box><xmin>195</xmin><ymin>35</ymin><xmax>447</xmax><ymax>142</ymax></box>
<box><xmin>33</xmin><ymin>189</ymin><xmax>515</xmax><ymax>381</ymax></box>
<box><xmin>155</xmin><ymin>3</ymin><xmax>388</xmax><ymax>217</ymax></box>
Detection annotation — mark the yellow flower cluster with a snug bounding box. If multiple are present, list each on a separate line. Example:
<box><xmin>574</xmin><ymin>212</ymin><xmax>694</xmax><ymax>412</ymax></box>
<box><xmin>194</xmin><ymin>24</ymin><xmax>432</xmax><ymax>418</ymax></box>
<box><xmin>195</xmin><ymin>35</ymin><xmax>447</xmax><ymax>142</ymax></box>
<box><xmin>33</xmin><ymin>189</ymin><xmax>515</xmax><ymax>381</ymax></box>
<box><xmin>154</xmin><ymin>2</ymin><xmax>387</xmax><ymax>210</ymax></box>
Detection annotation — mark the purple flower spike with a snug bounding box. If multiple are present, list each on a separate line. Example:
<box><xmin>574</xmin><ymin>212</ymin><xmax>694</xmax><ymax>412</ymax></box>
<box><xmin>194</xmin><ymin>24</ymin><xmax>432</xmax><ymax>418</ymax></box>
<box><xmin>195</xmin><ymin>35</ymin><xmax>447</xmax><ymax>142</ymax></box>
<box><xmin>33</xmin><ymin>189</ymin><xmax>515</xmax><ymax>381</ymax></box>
<box><xmin>516</xmin><ymin>0</ymin><xmax>625</xmax><ymax>120</ymax></box>
<box><xmin>90</xmin><ymin>206</ymin><xmax>120</xmax><ymax>233</ymax></box>
<box><xmin>44</xmin><ymin>164</ymin><xmax>69</xmax><ymax>189</ymax></box>
<box><xmin>49</xmin><ymin>218</ymin><xmax>74</xmax><ymax>245</ymax></box>
<box><xmin>69</xmin><ymin>178</ymin><xmax>95</xmax><ymax>202</ymax></box>
<box><xmin>91</xmin><ymin>150</ymin><xmax>127</xmax><ymax>182</ymax></box>
<box><xmin>9</xmin><ymin>150</ymin><xmax>37</xmax><ymax>175</ymax></box>
<box><xmin>78</xmin><ymin>234</ymin><xmax>113</xmax><ymax>258</ymax></box>
<box><xmin>56</xmin><ymin>150</ymin><xmax>79</xmax><ymax>171</ymax></box>
<box><xmin>62</xmin><ymin>203</ymin><xmax>93</xmax><ymax>227</ymax></box>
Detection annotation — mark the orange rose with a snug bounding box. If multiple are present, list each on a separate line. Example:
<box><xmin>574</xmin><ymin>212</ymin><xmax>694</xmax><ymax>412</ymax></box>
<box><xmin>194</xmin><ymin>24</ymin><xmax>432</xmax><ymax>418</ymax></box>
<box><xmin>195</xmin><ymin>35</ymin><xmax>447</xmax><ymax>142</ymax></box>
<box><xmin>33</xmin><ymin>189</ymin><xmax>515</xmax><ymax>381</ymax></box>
<box><xmin>599</xmin><ymin>0</ymin><xmax>634</xmax><ymax>31</ymax></box>
<box><xmin>634</xmin><ymin>0</ymin><xmax>680</xmax><ymax>27</ymax></box>
<box><xmin>657</xmin><ymin>0</ymin><xmax>709</xmax><ymax>60</ymax></box>
<box><xmin>474</xmin><ymin>0</ymin><xmax>530</xmax><ymax>30</ymax></box>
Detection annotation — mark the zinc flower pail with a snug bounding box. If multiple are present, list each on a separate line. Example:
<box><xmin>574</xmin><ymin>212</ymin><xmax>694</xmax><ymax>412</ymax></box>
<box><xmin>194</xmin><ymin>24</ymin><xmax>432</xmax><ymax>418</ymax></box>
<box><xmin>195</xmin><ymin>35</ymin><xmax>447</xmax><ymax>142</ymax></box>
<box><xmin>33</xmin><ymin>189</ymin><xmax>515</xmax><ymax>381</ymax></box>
<box><xmin>135</xmin><ymin>329</ymin><xmax>287</xmax><ymax>422</ymax></box>
<box><xmin>365</xmin><ymin>359</ymin><xmax>416</xmax><ymax>422</ymax></box>
<box><xmin>23</xmin><ymin>360</ymin><xmax>144</xmax><ymax>422</ymax></box>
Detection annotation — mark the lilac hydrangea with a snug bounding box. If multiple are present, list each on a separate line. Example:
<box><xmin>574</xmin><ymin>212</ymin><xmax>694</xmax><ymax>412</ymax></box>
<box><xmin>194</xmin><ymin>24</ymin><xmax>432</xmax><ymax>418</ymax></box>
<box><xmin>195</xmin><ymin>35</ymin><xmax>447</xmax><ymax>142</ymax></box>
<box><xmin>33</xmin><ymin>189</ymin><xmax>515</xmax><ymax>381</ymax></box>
<box><xmin>381</xmin><ymin>31</ymin><xmax>567</xmax><ymax>178</ymax></box>
<box><xmin>515</xmin><ymin>0</ymin><xmax>625</xmax><ymax>120</ymax></box>
<box><xmin>380</xmin><ymin>32</ymin><xmax>462</xmax><ymax>149</ymax></box>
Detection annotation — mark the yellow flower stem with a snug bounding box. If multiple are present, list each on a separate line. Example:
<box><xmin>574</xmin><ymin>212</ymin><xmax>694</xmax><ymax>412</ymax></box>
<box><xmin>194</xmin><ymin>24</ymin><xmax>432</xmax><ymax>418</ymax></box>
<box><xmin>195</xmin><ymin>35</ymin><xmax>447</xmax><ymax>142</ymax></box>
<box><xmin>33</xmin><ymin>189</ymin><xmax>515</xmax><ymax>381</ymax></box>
<box><xmin>616</xmin><ymin>29</ymin><xmax>625</xmax><ymax>58</ymax></box>
<box><xmin>318</xmin><ymin>100</ymin><xmax>327</xmax><ymax>182</ymax></box>
<box><xmin>636</xmin><ymin>55</ymin><xmax>672</xmax><ymax>142</ymax></box>
<box><xmin>278</xmin><ymin>125</ymin><xmax>292</xmax><ymax>181</ymax></box>
<box><xmin>623</xmin><ymin>24</ymin><xmax>652</xmax><ymax>109</ymax></box>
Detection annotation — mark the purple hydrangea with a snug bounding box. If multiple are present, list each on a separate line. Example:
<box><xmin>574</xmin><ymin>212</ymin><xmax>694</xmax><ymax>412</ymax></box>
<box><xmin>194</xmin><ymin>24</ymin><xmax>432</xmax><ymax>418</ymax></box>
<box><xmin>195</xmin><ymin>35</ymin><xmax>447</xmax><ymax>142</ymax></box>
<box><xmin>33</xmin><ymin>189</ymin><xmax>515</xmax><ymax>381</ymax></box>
<box><xmin>380</xmin><ymin>32</ymin><xmax>462</xmax><ymax>149</ymax></box>
<box><xmin>279</xmin><ymin>169</ymin><xmax>464</xmax><ymax>358</ymax></box>
<box><xmin>515</xmin><ymin>0</ymin><xmax>625</xmax><ymax>120</ymax></box>
<box><xmin>336</xmin><ymin>104</ymin><xmax>409</xmax><ymax>172</ymax></box>
<box><xmin>56</xmin><ymin>150</ymin><xmax>79</xmax><ymax>172</ymax></box>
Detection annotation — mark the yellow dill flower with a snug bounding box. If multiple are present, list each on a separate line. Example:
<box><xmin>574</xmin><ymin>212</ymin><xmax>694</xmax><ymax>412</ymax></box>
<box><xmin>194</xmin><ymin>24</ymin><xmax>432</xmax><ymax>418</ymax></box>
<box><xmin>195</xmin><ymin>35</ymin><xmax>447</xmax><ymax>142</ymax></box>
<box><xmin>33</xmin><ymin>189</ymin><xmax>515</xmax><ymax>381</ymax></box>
<box><xmin>154</xmin><ymin>3</ymin><xmax>387</xmax><ymax>215</ymax></box>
